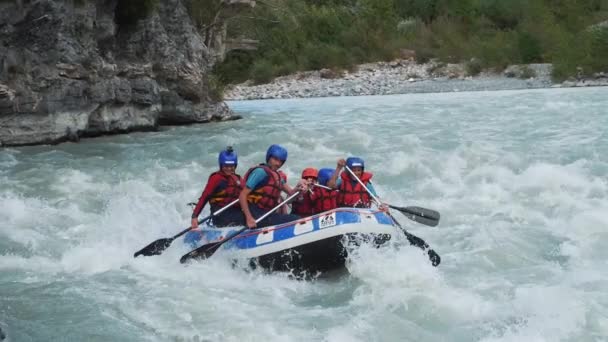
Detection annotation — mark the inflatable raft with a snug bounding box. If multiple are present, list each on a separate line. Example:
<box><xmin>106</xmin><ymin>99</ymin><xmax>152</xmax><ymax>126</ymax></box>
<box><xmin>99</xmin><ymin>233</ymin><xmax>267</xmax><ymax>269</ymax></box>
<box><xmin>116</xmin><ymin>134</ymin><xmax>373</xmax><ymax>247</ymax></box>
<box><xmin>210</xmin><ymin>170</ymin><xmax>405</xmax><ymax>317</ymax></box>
<box><xmin>183</xmin><ymin>208</ymin><xmax>398</xmax><ymax>276</ymax></box>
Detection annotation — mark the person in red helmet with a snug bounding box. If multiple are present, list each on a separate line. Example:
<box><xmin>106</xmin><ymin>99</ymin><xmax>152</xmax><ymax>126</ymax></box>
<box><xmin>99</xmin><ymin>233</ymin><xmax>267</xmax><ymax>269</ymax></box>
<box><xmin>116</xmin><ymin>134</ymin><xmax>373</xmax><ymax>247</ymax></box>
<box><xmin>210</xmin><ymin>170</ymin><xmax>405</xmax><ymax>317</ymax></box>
<box><xmin>327</xmin><ymin>157</ymin><xmax>387</xmax><ymax>210</ymax></box>
<box><xmin>239</xmin><ymin>144</ymin><xmax>307</xmax><ymax>228</ymax></box>
<box><xmin>291</xmin><ymin>168</ymin><xmax>318</xmax><ymax>217</ymax></box>
<box><xmin>191</xmin><ymin>146</ymin><xmax>244</xmax><ymax>228</ymax></box>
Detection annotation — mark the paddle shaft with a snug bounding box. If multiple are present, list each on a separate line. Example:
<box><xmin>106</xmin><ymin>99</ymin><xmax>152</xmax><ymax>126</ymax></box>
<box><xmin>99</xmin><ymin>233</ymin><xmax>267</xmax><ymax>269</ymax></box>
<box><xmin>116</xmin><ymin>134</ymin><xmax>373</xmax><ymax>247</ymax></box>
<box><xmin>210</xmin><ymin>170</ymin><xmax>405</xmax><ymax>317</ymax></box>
<box><xmin>386</xmin><ymin>210</ymin><xmax>440</xmax><ymax>266</ymax></box>
<box><xmin>344</xmin><ymin>165</ymin><xmax>382</xmax><ymax>205</ymax></box>
<box><xmin>344</xmin><ymin>165</ymin><xmax>440</xmax><ymax>266</ymax></box>
<box><xmin>133</xmin><ymin>198</ymin><xmax>241</xmax><ymax>258</ymax></box>
<box><xmin>173</xmin><ymin>198</ymin><xmax>240</xmax><ymax>239</ymax></box>
<box><xmin>344</xmin><ymin>166</ymin><xmax>439</xmax><ymax>226</ymax></box>
<box><xmin>254</xmin><ymin>191</ymin><xmax>301</xmax><ymax>224</ymax></box>
<box><xmin>313</xmin><ymin>183</ymin><xmax>333</xmax><ymax>190</ymax></box>
<box><xmin>317</xmin><ymin>172</ymin><xmax>438</xmax><ymax>226</ymax></box>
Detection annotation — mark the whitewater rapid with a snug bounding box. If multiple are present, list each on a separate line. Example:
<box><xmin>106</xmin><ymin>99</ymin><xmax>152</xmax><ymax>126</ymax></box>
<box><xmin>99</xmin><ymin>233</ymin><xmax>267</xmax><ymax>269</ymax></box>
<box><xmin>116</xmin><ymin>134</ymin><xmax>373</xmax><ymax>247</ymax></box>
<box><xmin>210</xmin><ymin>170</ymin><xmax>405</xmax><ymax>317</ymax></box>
<box><xmin>1</xmin><ymin>87</ymin><xmax>607</xmax><ymax>341</ymax></box>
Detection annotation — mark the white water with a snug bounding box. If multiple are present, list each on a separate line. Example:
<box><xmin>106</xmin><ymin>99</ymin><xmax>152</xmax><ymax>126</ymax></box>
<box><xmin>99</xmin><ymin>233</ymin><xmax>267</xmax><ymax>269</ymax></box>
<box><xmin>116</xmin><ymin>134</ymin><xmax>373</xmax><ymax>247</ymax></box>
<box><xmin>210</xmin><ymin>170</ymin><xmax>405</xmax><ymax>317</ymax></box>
<box><xmin>1</xmin><ymin>87</ymin><xmax>607</xmax><ymax>341</ymax></box>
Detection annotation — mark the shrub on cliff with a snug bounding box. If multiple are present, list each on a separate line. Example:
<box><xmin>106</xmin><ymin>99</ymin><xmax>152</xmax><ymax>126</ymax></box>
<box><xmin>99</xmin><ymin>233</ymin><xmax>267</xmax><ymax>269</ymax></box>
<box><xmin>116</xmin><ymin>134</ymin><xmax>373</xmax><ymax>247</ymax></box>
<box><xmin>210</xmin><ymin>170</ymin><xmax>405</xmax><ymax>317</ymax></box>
<box><xmin>250</xmin><ymin>59</ymin><xmax>275</xmax><ymax>85</ymax></box>
<box><xmin>587</xmin><ymin>26</ymin><xmax>608</xmax><ymax>72</ymax></box>
<box><xmin>465</xmin><ymin>58</ymin><xmax>482</xmax><ymax>76</ymax></box>
<box><xmin>207</xmin><ymin>74</ymin><xmax>225</xmax><ymax>101</ymax></box>
<box><xmin>518</xmin><ymin>31</ymin><xmax>543</xmax><ymax>63</ymax></box>
<box><xmin>303</xmin><ymin>43</ymin><xmax>353</xmax><ymax>70</ymax></box>
<box><xmin>552</xmin><ymin>26</ymin><xmax>608</xmax><ymax>81</ymax></box>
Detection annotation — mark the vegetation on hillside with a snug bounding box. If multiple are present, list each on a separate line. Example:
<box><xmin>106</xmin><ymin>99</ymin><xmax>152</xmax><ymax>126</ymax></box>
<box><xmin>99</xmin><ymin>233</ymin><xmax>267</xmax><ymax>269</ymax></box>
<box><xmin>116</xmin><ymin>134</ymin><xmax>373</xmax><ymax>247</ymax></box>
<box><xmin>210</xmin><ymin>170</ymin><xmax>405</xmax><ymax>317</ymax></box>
<box><xmin>188</xmin><ymin>0</ymin><xmax>607</xmax><ymax>86</ymax></box>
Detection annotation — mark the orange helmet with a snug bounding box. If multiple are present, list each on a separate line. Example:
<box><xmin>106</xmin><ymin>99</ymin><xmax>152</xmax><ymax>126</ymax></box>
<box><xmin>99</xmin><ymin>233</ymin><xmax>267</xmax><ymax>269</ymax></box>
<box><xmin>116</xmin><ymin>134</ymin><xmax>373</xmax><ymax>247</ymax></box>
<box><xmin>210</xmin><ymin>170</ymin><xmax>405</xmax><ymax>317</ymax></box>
<box><xmin>301</xmin><ymin>168</ymin><xmax>318</xmax><ymax>179</ymax></box>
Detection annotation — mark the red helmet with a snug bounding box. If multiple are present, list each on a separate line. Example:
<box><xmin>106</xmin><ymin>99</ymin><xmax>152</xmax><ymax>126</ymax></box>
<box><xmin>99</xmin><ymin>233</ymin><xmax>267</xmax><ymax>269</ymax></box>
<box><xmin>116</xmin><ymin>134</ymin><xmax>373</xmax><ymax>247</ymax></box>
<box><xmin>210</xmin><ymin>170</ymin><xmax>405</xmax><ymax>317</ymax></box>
<box><xmin>301</xmin><ymin>168</ymin><xmax>318</xmax><ymax>179</ymax></box>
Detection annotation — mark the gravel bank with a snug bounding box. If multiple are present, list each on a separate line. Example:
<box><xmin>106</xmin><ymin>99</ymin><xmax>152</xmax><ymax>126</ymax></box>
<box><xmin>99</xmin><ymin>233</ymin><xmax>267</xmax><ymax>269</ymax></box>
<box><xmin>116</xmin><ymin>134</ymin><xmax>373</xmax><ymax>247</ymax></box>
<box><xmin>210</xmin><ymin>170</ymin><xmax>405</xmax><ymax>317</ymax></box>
<box><xmin>225</xmin><ymin>61</ymin><xmax>608</xmax><ymax>100</ymax></box>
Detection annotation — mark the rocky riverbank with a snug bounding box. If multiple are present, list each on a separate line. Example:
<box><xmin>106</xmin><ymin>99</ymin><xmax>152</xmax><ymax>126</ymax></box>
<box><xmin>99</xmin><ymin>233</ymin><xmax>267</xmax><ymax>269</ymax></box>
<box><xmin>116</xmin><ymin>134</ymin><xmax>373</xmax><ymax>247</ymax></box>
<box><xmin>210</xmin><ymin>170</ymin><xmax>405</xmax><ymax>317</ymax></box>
<box><xmin>0</xmin><ymin>0</ymin><xmax>242</xmax><ymax>147</ymax></box>
<box><xmin>225</xmin><ymin>61</ymin><xmax>608</xmax><ymax>100</ymax></box>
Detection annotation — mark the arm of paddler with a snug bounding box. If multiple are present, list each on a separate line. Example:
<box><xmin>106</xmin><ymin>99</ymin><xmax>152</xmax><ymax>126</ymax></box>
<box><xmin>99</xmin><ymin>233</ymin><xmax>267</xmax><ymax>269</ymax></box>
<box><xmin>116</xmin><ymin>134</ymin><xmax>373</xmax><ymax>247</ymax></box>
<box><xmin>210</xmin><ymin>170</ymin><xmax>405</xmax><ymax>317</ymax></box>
<box><xmin>367</xmin><ymin>181</ymin><xmax>388</xmax><ymax>211</ymax></box>
<box><xmin>239</xmin><ymin>169</ymin><xmax>267</xmax><ymax>229</ymax></box>
<box><xmin>239</xmin><ymin>187</ymin><xmax>256</xmax><ymax>228</ymax></box>
<box><xmin>327</xmin><ymin>158</ymin><xmax>346</xmax><ymax>189</ymax></box>
<box><xmin>190</xmin><ymin>174</ymin><xmax>222</xmax><ymax>229</ymax></box>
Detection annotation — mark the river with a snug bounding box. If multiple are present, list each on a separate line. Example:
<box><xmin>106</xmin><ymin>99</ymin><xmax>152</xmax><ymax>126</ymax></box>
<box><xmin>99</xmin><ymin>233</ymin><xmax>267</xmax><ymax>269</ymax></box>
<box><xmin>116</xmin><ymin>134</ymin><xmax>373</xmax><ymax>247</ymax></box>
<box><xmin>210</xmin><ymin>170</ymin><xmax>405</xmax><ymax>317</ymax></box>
<box><xmin>1</xmin><ymin>87</ymin><xmax>607</xmax><ymax>341</ymax></box>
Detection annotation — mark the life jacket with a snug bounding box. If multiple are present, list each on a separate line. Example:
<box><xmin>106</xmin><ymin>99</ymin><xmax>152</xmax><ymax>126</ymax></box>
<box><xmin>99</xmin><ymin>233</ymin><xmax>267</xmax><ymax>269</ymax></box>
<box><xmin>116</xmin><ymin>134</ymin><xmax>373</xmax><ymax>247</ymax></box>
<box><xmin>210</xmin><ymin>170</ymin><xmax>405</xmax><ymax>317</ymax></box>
<box><xmin>291</xmin><ymin>191</ymin><xmax>314</xmax><ymax>216</ymax></box>
<box><xmin>312</xmin><ymin>187</ymin><xmax>338</xmax><ymax>213</ymax></box>
<box><xmin>337</xmin><ymin>172</ymin><xmax>373</xmax><ymax>208</ymax></box>
<box><xmin>208</xmin><ymin>171</ymin><xmax>243</xmax><ymax>212</ymax></box>
<box><xmin>244</xmin><ymin>164</ymin><xmax>283</xmax><ymax>210</ymax></box>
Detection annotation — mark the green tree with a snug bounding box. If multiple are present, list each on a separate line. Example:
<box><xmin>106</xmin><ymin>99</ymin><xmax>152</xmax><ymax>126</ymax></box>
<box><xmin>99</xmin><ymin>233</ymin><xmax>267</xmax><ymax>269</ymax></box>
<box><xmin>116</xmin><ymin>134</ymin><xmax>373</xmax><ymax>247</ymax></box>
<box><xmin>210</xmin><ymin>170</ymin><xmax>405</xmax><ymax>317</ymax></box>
<box><xmin>518</xmin><ymin>31</ymin><xmax>543</xmax><ymax>63</ymax></box>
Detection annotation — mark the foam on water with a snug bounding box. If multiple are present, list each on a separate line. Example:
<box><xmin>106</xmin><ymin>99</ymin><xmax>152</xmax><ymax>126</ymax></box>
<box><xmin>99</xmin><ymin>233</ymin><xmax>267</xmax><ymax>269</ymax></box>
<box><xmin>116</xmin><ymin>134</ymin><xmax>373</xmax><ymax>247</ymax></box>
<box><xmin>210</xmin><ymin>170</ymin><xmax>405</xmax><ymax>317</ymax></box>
<box><xmin>1</xmin><ymin>87</ymin><xmax>607</xmax><ymax>341</ymax></box>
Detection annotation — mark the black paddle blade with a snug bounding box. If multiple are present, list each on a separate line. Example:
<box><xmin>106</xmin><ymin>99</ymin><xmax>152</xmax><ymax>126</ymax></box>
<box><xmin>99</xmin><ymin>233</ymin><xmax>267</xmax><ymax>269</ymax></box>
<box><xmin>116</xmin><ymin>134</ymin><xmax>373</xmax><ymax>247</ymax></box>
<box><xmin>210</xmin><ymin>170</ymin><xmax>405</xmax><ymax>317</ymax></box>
<box><xmin>133</xmin><ymin>238</ymin><xmax>174</xmax><ymax>258</ymax></box>
<box><xmin>179</xmin><ymin>241</ymin><xmax>223</xmax><ymax>264</ymax></box>
<box><xmin>180</xmin><ymin>227</ymin><xmax>247</xmax><ymax>264</ymax></box>
<box><xmin>428</xmin><ymin>249</ymin><xmax>441</xmax><ymax>267</ymax></box>
<box><xmin>405</xmin><ymin>233</ymin><xmax>441</xmax><ymax>267</ymax></box>
<box><xmin>407</xmin><ymin>206</ymin><xmax>440</xmax><ymax>221</ymax></box>
<box><xmin>404</xmin><ymin>232</ymin><xmax>429</xmax><ymax>250</ymax></box>
<box><xmin>389</xmin><ymin>205</ymin><xmax>440</xmax><ymax>227</ymax></box>
<box><xmin>389</xmin><ymin>212</ymin><xmax>441</xmax><ymax>267</ymax></box>
<box><xmin>404</xmin><ymin>232</ymin><xmax>441</xmax><ymax>267</ymax></box>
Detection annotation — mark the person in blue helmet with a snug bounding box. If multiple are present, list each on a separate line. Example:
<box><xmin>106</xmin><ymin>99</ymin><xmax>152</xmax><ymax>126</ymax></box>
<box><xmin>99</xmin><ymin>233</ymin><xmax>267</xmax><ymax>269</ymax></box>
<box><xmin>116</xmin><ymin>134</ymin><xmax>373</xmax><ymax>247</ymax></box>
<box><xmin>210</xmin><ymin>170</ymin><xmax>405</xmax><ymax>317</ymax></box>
<box><xmin>190</xmin><ymin>146</ymin><xmax>245</xmax><ymax>228</ymax></box>
<box><xmin>327</xmin><ymin>157</ymin><xmax>387</xmax><ymax>209</ymax></box>
<box><xmin>310</xmin><ymin>167</ymin><xmax>338</xmax><ymax>214</ymax></box>
<box><xmin>239</xmin><ymin>144</ymin><xmax>307</xmax><ymax>228</ymax></box>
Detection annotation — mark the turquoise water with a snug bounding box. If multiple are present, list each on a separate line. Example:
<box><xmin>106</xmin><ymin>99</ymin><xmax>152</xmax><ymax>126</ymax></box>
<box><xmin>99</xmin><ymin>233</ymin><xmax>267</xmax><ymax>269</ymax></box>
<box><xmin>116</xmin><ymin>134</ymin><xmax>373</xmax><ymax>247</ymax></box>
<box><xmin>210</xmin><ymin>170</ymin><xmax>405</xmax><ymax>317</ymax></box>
<box><xmin>1</xmin><ymin>87</ymin><xmax>607</xmax><ymax>341</ymax></box>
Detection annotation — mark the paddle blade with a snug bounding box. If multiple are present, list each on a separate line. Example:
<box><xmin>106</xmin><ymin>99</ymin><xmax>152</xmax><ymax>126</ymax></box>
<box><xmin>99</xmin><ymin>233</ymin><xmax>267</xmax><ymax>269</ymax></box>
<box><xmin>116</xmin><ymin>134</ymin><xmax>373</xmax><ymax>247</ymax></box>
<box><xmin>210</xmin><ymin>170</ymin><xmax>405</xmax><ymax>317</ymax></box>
<box><xmin>179</xmin><ymin>241</ymin><xmax>223</xmax><ymax>264</ymax></box>
<box><xmin>406</xmin><ymin>206</ymin><xmax>440</xmax><ymax>221</ymax></box>
<box><xmin>404</xmin><ymin>231</ymin><xmax>441</xmax><ymax>266</ymax></box>
<box><xmin>133</xmin><ymin>238</ymin><xmax>174</xmax><ymax>258</ymax></box>
<box><xmin>403</xmin><ymin>231</ymin><xmax>429</xmax><ymax>249</ymax></box>
<box><xmin>428</xmin><ymin>249</ymin><xmax>441</xmax><ymax>267</ymax></box>
<box><xmin>389</xmin><ymin>205</ymin><xmax>440</xmax><ymax>227</ymax></box>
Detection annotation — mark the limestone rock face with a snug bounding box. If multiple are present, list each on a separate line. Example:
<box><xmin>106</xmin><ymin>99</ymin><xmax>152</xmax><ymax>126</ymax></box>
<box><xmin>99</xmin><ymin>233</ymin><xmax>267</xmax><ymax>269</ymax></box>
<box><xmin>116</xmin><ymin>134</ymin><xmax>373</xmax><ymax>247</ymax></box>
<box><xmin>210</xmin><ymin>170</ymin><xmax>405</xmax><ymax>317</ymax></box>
<box><xmin>0</xmin><ymin>0</ymin><xmax>238</xmax><ymax>146</ymax></box>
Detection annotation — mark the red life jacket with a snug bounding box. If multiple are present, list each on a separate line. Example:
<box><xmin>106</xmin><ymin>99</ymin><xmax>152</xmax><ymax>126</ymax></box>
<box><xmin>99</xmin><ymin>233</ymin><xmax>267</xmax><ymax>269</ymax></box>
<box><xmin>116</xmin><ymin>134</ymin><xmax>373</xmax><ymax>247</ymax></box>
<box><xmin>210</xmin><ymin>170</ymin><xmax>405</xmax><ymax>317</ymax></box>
<box><xmin>312</xmin><ymin>187</ymin><xmax>338</xmax><ymax>213</ymax></box>
<box><xmin>291</xmin><ymin>191</ymin><xmax>314</xmax><ymax>216</ymax></box>
<box><xmin>338</xmin><ymin>172</ymin><xmax>373</xmax><ymax>208</ymax></box>
<box><xmin>244</xmin><ymin>164</ymin><xmax>283</xmax><ymax>210</ymax></box>
<box><xmin>208</xmin><ymin>171</ymin><xmax>243</xmax><ymax>211</ymax></box>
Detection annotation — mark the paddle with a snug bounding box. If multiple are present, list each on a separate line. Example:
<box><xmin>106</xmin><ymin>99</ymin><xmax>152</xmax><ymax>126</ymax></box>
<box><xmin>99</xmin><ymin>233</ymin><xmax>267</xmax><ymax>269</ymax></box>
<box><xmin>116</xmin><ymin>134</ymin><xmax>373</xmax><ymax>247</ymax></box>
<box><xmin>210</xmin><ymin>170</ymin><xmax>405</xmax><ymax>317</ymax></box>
<box><xmin>344</xmin><ymin>165</ymin><xmax>441</xmax><ymax>266</ymax></box>
<box><xmin>179</xmin><ymin>191</ymin><xmax>301</xmax><ymax>264</ymax></box>
<box><xmin>318</xmin><ymin>180</ymin><xmax>439</xmax><ymax>227</ymax></box>
<box><xmin>133</xmin><ymin>199</ymin><xmax>240</xmax><ymax>258</ymax></box>
<box><xmin>386</xmin><ymin>211</ymin><xmax>441</xmax><ymax>266</ymax></box>
<box><xmin>388</xmin><ymin>205</ymin><xmax>440</xmax><ymax>227</ymax></box>
<box><xmin>313</xmin><ymin>183</ymin><xmax>334</xmax><ymax>190</ymax></box>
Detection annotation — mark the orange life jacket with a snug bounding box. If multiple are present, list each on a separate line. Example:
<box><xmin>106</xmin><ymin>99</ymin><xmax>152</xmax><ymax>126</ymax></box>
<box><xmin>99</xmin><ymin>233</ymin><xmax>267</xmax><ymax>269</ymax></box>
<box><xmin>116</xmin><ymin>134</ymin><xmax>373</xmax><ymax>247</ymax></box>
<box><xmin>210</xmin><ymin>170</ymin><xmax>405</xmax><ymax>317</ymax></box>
<box><xmin>208</xmin><ymin>171</ymin><xmax>243</xmax><ymax>211</ymax></box>
<box><xmin>312</xmin><ymin>187</ymin><xmax>338</xmax><ymax>213</ymax></box>
<box><xmin>337</xmin><ymin>172</ymin><xmax>373</xmax><ymax>208</ymax></box>
<box><xmin>244</xmin><ymin>164</ymin><xmax>283</xmax><ymax>210</ymax></box>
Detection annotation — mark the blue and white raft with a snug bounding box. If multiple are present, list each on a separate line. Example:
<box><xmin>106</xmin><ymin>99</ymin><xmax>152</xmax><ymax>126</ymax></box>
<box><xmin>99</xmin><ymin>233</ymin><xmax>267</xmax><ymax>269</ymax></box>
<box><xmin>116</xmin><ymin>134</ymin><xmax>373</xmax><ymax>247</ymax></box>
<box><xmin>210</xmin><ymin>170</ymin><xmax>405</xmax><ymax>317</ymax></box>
<box><xmin>183</xmin><ymin>208</ymin><xmax>398</xmax><ymax>275</ymax></box>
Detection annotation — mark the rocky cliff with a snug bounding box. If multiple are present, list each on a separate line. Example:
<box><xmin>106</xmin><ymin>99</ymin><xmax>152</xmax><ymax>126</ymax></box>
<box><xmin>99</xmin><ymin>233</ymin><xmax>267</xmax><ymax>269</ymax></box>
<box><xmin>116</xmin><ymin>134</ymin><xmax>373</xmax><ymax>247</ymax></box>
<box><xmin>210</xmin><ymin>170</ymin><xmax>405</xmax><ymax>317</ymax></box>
<box><xmin>0</xmin><ymin>0</ymin><xmax>239</xmax><ymax>147</ymax></box>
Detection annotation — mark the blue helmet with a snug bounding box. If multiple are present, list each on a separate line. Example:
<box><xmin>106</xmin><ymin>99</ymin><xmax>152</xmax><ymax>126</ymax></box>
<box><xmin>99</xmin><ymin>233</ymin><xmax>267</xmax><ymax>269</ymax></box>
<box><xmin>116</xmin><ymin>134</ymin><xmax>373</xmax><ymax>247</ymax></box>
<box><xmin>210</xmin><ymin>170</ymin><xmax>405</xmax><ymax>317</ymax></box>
<box><xmin>266</xmin><ymin>144</ymin><xmax>288</xmax><ymax>163</ymax></box>
<box><xmin>218</xmin><ymin>146</ymin><xmax>237</xmax><ymax>168</ymax></box>
<box><xmin>317</xmin><ymin>168</ymin><xmax>334</xmax><ymax>186</ymax></box>
<box><xmin>346</xmin><ymin>157</ymin><xmax>364</xmax><ymax>170</ymax></box>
